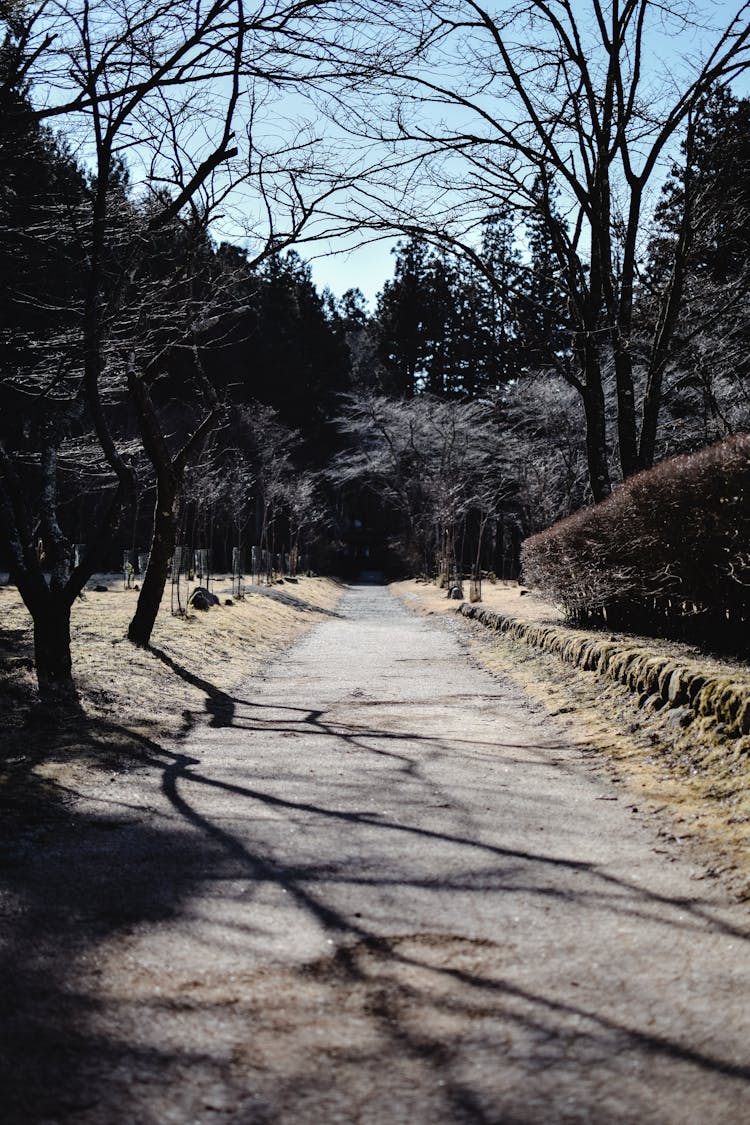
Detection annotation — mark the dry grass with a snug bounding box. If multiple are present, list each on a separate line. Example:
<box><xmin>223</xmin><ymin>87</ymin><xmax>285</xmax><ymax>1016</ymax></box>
<box><xmin>391</xmin><ymin>577</ymin><xmax>564</xmax><ymax>623</ymax></box>
<box><xmin>0</xmin><ymin>575</ymin><xmax>344</xmax><ymax>820</ymax></box>
<box><xmin>394</xmin><ymin>578</ymin><xmax>750</xmax><ymax>899</ymax></box>
<box><xmin>72</xmin><ymin>574</ymin><xmax>343</xmax><ymax>734</ymax></box>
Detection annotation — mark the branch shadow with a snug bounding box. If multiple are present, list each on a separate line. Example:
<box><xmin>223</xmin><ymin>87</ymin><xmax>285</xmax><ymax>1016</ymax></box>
<box><xmin>244</xmin><ymin>584</ymin><xmax>343</xmax><ymax>617</ymax></box>
<box><xmin>2</xmin><ymin>608</ymin><xmax>750</xmax><ymax>1123</ymax></box>
<box><xmin>149</xmin><ymin>645</ymin><xmax>236</xmax><ymax>727</ymax></box>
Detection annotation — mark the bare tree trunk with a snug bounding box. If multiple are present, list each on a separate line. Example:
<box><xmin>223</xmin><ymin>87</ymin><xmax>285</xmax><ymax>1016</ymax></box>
<box><xmin>612</xmin><ymin>344</ymin><xmax>639</xmax><ymax>479</ymax></box>
<box><xmin>33</xmin><ymin>596</ymin><xmax>75</xmax><ymax>698</ymax></box>
<box><xmin>126</xmin><ymin>359</ymin><xmax>220</xmax><ymax>647</ymax></box>
<box><xmin>0</xmin><ymin>439</ymin><xmax>125</xmax><ymax>701</ymax></box>
<box><xmin>611</xmin><ymin>190</ymin><xmax>643</xmax><ymax>480</ymax></box>
<box><xmin>638</xmin><ymin>120</ymin><xmax>696</xmax><ymax>470</ymax></box>
<box><xmin>127</xmin><ymin>471</ymin><xmax>180</xmax><ymax>647</ymax></box>
<box><xmin>581</xmin><ymin>353</ymin><xmax>612</xmax><ymax>502</ymax></box>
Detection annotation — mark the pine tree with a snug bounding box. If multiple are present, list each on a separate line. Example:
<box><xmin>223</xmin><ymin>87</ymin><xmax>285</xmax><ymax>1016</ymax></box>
<box><xmin>515</xmin><ymin>188</ymin><xmax>572</xmax><ymax>374</ymax></box>
<box><xmin>212</xmin><ymin>251</ymin><xmax>351</xmax><ymax>461</ymax></box>
<box><xmin>640</xmin><ymin>87</ymin><xmax>750</xmax><ymax>457</ymax></box>
<box><xmin>650</xmin><ymin>87</ymin><xmax>750</xmax><ymax>287</ymax></box>
<box><xmin>375</xmin><ymin>237</ymin><xmax>431</xmax><ymax>396</ymax></box>
<box><xmin>478</xmin><ymin>212</ymin><xmax>523</xmax><ymax>390</ymax></box>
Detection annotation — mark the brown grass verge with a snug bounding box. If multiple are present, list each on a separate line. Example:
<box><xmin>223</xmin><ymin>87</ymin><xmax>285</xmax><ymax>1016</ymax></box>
<box><xmin>392</xmin><ymin>579</ymin><xmax>750</xmax><ymax>900</ymax></box>
<box><xmin>0</xmin><ymin>575</ymin><xmax>345</xmax><ymax>822</ymax></box>
<box><xmin>390</xmin><ymin>577</ymin><xmax>564</xmax><ymax>624</ymax></box>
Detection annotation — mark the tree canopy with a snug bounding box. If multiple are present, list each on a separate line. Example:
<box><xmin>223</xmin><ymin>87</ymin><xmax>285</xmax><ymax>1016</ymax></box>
<box><xmin>2</xmin><ymin>0</ymin><xmax>750</xmax><ymax>695</ymax></box>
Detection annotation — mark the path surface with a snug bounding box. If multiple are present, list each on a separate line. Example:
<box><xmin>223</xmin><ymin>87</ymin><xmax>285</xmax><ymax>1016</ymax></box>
<box><xmin>3</xmin><ymin>584</ymin><xmax>750</xmax><ymax>1124</ymax></box>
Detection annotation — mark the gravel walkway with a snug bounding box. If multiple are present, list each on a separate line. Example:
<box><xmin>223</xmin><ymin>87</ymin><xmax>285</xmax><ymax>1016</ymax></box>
<box><xmin>2</xmin><ymin>583</ymin><xmax>749</xmax><ymax>1124</ymax></box>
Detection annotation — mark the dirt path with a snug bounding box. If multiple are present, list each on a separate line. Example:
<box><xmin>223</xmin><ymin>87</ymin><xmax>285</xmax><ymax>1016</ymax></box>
<box><xmin>3</xmin><ymin>584</ymin><xmax>749</xmax><ymax>1124</ymax></box>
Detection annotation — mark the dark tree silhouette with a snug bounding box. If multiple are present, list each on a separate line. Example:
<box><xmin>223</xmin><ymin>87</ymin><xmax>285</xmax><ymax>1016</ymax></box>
<box><xmin>0</xmin><ymin>0</ymin><xmax>397</xmax><ymax>686</ymax></box>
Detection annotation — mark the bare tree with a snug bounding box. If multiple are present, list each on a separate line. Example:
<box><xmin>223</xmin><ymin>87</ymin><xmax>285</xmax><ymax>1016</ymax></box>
<box><xmin>332</xmin><ymin>0</ymin><xmax>750</xmax><ymax>499</ymax></box>
<box><xmin>285</xmin><ymin>471</ymin><xmax>328</xmax><ymax>574</ymax></box>
<box><xmin>502</xmin><ymin>372</ymin><xmax>590</xmax><ymax>535</ymax></box>
<box><xmin>183</xmin><ymin>431</ymin><xmax>257</xmax><ymax>579</ymax></box>
<box><xmin>250</xmin><ymin>406</ymin><xmax>298</xmax><ymax>581</ymax></box>
<box><xmin>331</xmin><ymin>392</ymin><xmax>509</xmax><ymax>577</ymax></box>
<box><xmin>0</xmin><ymin>0</ymin><xmax>397</xmax><ymax>690</ymax></box>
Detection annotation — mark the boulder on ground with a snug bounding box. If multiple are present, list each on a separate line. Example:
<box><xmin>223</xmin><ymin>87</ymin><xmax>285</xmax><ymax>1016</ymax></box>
<box><xmin>189</xmin><ymin>586</ymin><xmax>219</xmax><ymax>611</ymax></box>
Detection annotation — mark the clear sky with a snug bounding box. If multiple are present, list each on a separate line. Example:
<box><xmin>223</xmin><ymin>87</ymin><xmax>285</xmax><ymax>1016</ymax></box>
<box><xmin>304</xmin><ymin>235</ymin><xmax>399</xmax><ymax>309</ymax></box>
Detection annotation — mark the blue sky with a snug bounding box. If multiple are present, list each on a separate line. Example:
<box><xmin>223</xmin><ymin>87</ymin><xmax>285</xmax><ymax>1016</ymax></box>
<box><xmin>31</xmin><ymin>0</ymin><xmax>747</xmax><ymax>308</ymax></box>
<box><xmin>305</xmin><ymin>236</ymin><xmax>399</xmax><ymax>309</ymax></box>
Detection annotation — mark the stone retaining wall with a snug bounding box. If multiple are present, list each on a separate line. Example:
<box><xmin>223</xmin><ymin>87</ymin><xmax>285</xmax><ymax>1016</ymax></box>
<box><xmin>460</xmin><ymin>603</ymin><xmax>750</xmax><ymax>741</ymax></box>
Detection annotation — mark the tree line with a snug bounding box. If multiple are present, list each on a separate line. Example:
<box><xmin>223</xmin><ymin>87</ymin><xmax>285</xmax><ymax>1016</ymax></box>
<box><xmin>0</xmin><ymin>0</ymin><xmax>375</xmax><ymax>695</ymax></box>
<box><xmin>338</xmin><ymin>80</ymin><xmax>750</xmax><ymax>553</ymax></box>
<box><xmin>1</xmin><ymin>0</ymin><xmax>749</xmax><ymax>698</ymax></box>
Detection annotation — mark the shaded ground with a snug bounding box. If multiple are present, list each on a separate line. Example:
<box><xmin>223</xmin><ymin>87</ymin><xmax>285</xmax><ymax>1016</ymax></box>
<box><xmin>1</xmin><ymin>584</ymin><xmax>749</xmax><ymax>1123</ymax></box>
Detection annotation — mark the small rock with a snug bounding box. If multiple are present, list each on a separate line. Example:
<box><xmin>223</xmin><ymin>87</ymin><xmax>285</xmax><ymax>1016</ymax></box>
<box><xmin>225</xmin><ymin>597</ymin><xmax>234</xmax><ymax>606</ymax></box>
<box><xmin>641</xmin><ymin>692</ymin><xmax>664</xmax><ymax>713</ymax></box>
<box><xmin>189</xmin><ymin>586</ymin><xmax>219</xmax><ymax>610</ymax></box>
<box><xmin>664</xmin><ymin>705</ymin><xmax>693</xmax><ymax>728</ymax></box>
<box><xmin>667</xmin><ymin>669</ymin><xmax>689</xmax><ymax>705</ymax></box>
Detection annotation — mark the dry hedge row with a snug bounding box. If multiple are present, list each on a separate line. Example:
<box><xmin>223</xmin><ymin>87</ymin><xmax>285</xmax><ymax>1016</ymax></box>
<box><xmin>460</xmin><ymin>603</ymin><xmax>750</xmax><ymax>740</ymax></box>
<box><xmin>520</xmin><ymin>434</ymin><xmax>750</xmax><ymax>650</ymax></box>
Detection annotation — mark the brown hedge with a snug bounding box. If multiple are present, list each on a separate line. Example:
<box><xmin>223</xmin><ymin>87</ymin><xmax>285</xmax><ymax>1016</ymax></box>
<box><xmin>520</xmin><ymin>433</ymin><xmax>750</xmax><ymax>649</ymax></box>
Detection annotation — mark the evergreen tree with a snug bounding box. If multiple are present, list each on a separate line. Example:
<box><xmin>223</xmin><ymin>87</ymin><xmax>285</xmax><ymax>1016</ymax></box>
<box><xmin>211</xmin><ymin>251</ymin><xmax>351</xmax><ymax>462</ymax></box>
<box><xmin>375</xmin><ymin>234</ymin><xmax>521</xmax><ymax>400</ymax></box>
<box><xmin>375</xmin><ymin>237</ymin><xmax>431</xmax><ymax>396</ymax></box>
<box><xmin>337</xmin><ymin>288</ymin><xmax>370</xmax><ymax>330</ymax></box>
<box><xmin>478</xmin><ymin>213</ymin><xmax>523</xmax><ymax>390</ymax></box>
<box><xmin>649</xmin><ymin>87</ymin><xmax>750</xmax><ymax>287</ymax></box>
<box><xmin>640</xmin><ymin>87</ymin><xmax>750</xmax><ymax>457</ymax></box>
<box><xmin>0</xmin><ymin>33</ymin><xmax>88</xmax><ymax>429</ymax></box>
<box><xmin>516</xmin><ymin>192</ymin><xmax>572</xmax><ymax>374</ymax></box>
<box><xmin>449</xmin><ymin>259</ymin><xmax>488</xmax><ymax>397</ymax></box>
<box><xmin>421</xmin><ymin>250</ymin><xmax>458</xmax><ymax>395</ymax></box>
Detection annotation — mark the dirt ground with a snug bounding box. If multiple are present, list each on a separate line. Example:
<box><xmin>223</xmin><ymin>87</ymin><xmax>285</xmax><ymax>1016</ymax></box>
<box><xmin>1</xmin><ymin>580</ymin><xmax>749</xmax><ymax>1124</ymax></box>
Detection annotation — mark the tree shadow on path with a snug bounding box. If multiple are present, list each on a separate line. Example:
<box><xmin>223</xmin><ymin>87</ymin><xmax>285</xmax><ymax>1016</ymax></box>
<box><xmin>2</xmin><ymin>643</ymin><xmax>750</xmax><ymax>1123</ymax></box>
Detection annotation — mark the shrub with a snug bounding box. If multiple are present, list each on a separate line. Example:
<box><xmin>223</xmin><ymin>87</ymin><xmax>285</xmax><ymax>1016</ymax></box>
<box><xmin>521</xmin><ymin>433</ymin><xmax>750</xmax><ymax>650</ymax></box>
